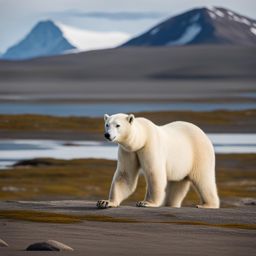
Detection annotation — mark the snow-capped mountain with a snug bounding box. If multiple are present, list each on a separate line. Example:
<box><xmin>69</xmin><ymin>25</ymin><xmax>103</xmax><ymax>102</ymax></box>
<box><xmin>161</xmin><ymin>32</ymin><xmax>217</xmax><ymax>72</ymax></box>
<box><xmin>122</xmin><ymin>7</ymin><xmax>256</xmax><ymax>46</ymax></box>
<box><xmin>56</xmin><ymin>22</ymin><xmax>130</xmax><ymax>52</ymax></box>
<box><xmin>2</xmin><ymin>20</ymin><xmax>130</xmax><ymax>60</ymax></box>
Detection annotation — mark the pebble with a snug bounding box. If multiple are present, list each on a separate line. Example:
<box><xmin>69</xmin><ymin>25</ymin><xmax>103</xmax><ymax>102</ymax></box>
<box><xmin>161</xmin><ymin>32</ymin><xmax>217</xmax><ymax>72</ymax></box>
<box><xmin>0</xmin><ymin>239</ymin><xmax>8</xmax><ymax>247</ymax></box>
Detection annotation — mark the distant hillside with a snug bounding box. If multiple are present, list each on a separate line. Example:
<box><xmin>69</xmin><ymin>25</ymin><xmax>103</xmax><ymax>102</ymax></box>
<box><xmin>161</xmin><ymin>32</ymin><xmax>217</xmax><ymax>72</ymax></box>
<box><xmin>0</xmin><ymin>46</ymin><xmax>255</xmax><ymax>81</ymax></box>
<box><xmin>0</xmin><ymin>46</ymin><xmax>255</xmax><ymax>101</ymax></box>
<box><xmin>2</xmin><ymin>20</ymin><xmax>130</xmax><ymax>60</ymax></box>
<box><xmin>122</xmin><ymin>7</ymin><xmax>256</xmax><ymax>46</ymax></box>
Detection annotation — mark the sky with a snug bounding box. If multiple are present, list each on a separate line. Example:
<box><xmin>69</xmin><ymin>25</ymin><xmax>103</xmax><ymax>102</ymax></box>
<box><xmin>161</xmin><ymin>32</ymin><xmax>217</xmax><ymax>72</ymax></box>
<box><xmin>0</xmin><ymin>0</ymin><xmax>256</xmax><ymax>53</ymax></box>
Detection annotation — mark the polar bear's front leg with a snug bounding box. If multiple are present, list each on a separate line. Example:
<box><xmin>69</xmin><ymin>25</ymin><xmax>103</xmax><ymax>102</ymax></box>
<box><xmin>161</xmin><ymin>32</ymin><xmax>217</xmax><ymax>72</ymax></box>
<box><xmin>97</xmin><ymin>149</ymin><xmax>140</xmax><ymax>209</ymax></box>
<box><xmin>97</xmin><ymin>169</ymin><xmax>139</xmax><ymax>209</ymax></box>
<box><xmin>136</xmin><ymin>165</ymin><xmax>167</xmax><ymax>208</ymax></box>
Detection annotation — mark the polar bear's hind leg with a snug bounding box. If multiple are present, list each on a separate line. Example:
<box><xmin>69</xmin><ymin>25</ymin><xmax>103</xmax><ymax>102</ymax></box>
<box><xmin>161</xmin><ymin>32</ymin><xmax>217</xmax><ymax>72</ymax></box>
<box><xmin>164</xmin><ymin>180</ymin><xmax>190</xmax><ymax>207</ymax></box>
<box><xmin>190</xmin><ymin>170</ymin><xmax>220</xmax><ymax>209</ymax></box>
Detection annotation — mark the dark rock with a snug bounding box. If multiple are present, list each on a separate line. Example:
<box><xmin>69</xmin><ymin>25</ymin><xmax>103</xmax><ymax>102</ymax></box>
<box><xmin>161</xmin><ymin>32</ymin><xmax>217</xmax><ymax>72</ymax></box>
<box><xmin>26</xmin><ymin>240</ymin><xmax>73</xmax><ymax>251</ymax></box>
<box><xmin>26</xmin><ymin>242</ymin><xmax>59</xmax><ymax>251</ymax></box>
<box><xmin>13</xmin><ymin>158</ymin><xmax>53</xmax><ymax>167</ymax></box>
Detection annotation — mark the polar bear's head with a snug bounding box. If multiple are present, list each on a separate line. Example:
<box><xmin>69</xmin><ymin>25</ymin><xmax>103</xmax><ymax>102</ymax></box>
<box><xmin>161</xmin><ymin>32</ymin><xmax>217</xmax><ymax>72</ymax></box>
<box><xmin>104</xmin><ymin>113</ymin><xmax>135</xmax><ymax>143</ymax></box>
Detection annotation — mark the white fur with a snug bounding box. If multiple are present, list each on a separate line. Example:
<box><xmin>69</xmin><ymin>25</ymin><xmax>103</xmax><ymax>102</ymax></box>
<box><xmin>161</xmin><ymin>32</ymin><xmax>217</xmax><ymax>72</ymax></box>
<box><xmin>97</xmin><ymin>113</ymin><xmax>220</xmax><ymax>209</ymax></box>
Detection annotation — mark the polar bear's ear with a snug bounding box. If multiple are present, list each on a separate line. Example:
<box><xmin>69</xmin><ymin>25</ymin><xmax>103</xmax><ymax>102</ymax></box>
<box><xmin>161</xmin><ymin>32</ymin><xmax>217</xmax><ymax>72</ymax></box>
<box><xmin>104</xmin><ymin>114</ymin><xmax>110</xmax><ymax>121</ymax></box>
<box><xmin>127</xmin><ymin>114</ymin><xmax>135</xmax><ymax>124</ymax></box>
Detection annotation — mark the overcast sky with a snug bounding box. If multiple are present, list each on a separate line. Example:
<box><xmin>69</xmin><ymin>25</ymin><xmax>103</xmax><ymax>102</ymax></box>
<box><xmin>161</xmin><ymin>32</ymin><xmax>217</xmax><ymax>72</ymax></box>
<box><xmin>1</xmin><ymin>0</ymin><xmax>256</xmax><ymax>52</ymax></box>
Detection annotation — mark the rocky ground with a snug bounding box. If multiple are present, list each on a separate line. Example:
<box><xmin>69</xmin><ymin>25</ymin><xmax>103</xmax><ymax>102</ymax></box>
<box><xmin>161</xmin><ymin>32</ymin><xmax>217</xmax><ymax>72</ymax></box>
<box><xmin>0</xmin><ymin>200</ymin><xmax>255</xmax><ymax>256</ymax></box>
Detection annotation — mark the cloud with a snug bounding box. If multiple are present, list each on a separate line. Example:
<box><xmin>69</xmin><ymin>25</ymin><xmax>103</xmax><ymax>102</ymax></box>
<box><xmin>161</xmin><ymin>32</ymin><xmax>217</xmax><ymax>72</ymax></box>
<box><xmin>49</xmin><ymin>10</ymin><xmax>166</xmax><ymax>20</ymax></box>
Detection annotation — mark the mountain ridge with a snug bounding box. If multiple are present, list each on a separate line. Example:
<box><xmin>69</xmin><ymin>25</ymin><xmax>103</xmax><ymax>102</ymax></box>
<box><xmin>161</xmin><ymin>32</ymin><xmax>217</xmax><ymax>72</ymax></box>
<box><xmin>2</xmin><ymin>20</ymin><xmax>130</xmax><ymax>60</ymax></box>
<box><xmin>122</xmin><ymin>7</ymin><xmax>256</xmax><ymax>47</ymax></box>
<box><xmin>2</xmin><ymin>6</ymin><xmax>256</xmax><ymax>60</ymax></box>
<box><xmin>2</xmin><ymin>20</ymin><xmax>75</xmax><ymax>60</ymax></box>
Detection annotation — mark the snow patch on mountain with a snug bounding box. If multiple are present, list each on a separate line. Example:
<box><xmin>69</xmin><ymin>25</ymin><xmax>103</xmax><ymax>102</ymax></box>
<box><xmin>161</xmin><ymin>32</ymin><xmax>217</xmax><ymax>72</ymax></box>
<box><xmin>250</xmin><ymin>27</ymin><xmax>256</xmax><ymax>35</ymax></box>
<box><xmin>150</xmin><ymin>27</ymin><xmax>160</xmax><ymax>35</ymax></box>
<box><xmin>56</xmin><ymin>22</ymin><xmax>130</xmax><ymax>51</ymax></box>
<box><xmin>215</xmin><ymin>9</ymin><xmax>224</xmax><ymax>17</ymax></box>
<box><xmin>207</xmin><ymin>7</ymin><xmax>224</xmax><ymax>19</ymax></box>
<box><xmin>168</xmin><ymin>23</ymin><xmax>202</xmax><ymax>46</ymax></box>
<box><xmin>226</xmin><ymin>12</ymin><xmax>252</xmax><ymax>25</ymax></box>
<box><xmin>208</xmin><ymin>12</ymin><xmax>216</xmax><ymax>19</ymax></box>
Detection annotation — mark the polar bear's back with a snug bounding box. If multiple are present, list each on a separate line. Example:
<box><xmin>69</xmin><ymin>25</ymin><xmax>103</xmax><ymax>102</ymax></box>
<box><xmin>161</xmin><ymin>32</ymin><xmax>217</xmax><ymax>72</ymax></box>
<box><xmin>162</xmin><ymin>121</ymin><xmax>214</xmax><ymax>155</ymax></box>
<box><xmin>160</xmin><ymin>121</ymin><xmax>215</xmax><ymax>180</ymax></box>
<box><xmin>136</xmin><ymin>118</ymin><xmax>214</xmax><ymax>166</ymax></box>
<box><xmin>163</xmin><ymin>120</ymin><xmax>209</xmax><ymax>138</ymax></box>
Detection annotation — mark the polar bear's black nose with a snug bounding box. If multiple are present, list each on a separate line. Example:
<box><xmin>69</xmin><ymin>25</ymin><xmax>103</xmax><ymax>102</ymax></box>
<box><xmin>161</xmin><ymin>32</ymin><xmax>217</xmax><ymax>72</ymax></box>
<box><xmin>104</xmin><ymin>133</ymin><xmax>110</xmax><ymax>140</ymax></box>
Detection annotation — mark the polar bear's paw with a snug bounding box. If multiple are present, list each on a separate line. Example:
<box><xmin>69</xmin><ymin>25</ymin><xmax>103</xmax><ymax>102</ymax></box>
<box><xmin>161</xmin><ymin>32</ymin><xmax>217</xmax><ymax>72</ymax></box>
<box><xmin>96</xmin><ymin>200</ymin><xmax>117</xmax><ymax>209</ymax></box>
<box><xmin>136</xmin><ymin>201</ymin><xmax>157</xmax><ymax>207</ymax></box>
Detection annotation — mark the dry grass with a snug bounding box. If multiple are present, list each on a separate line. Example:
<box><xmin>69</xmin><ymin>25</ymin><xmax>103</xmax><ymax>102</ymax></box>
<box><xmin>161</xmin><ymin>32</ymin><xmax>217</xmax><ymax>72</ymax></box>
<box><xmin>0</xmin><ymin>114</ymin><xmax>102</xmax><ymax>132</ymax></box>
<box><xmin>0</xmin><ymin>109</ymin><xmax>255</xmax><ymax>133</ymax></box>
<box><xmin>0</xmin><ymin>154</ymin><xmax>255</xmax><ymax>207</ymax></box>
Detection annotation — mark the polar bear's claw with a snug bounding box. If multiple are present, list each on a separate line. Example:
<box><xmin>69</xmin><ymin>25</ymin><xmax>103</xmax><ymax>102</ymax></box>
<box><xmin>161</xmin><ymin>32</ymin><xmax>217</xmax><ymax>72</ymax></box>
<box><xmin>136</xmin><ymin>201</ymin><xmax>149</xmax><ymax>207</ymax></box>
<box><xmin>96</xmin><ymin>200</ymin><xmax>108</xmax><ymax>209</ymax></box>
<box><xmin>96</xmin><ymin>200</ymin><xmax>117</xmax><ymax>209</ymax></box>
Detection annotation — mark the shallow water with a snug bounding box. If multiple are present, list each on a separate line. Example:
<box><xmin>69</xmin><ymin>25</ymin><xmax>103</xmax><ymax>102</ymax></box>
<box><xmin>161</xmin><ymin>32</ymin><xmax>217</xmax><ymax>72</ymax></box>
<box><xmin>0</xmin><ymin>102</ymin><xmax>256</xmax><ymax>116</ymax></box>
<box><xmin>0</xmin><ymin>134</ymin><xmax>255</xmax><ymax>169</ymax></box>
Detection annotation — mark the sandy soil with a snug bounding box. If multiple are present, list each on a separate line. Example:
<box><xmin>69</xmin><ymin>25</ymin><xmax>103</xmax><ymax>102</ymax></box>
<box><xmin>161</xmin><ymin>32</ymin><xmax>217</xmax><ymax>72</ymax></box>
<box><xmin>0</xmin><ymin>200</ymin><xmax>255</xmax><ymax>256</ymax></box>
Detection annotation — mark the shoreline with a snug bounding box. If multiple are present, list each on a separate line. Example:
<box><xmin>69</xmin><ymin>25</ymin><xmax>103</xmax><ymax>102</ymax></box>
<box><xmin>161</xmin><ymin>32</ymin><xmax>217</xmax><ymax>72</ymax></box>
<box><xmin>0</xmin><ymin>94</ymin><xmax>255</xmax><ymax>103</ymax></box>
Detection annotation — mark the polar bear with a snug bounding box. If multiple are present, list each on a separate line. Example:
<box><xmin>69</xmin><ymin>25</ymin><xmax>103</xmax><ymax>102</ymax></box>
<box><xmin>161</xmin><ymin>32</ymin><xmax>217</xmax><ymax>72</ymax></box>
<box><xmin>97</xmin><ymin>113</ymin><xmax>219</xmax><ymax>209</ymax></box>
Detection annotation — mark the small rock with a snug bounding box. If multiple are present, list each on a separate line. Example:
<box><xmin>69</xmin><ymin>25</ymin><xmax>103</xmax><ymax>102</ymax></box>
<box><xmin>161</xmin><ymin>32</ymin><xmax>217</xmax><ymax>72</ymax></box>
<box><xmin>241</xmin><ymin>198</ymin><xmax>256</xmax><ymax>206</ymax></box>
<box><xmin>26</xmin><ymin>240</ymin><xmax>73</xmax><ymax>251</ymax></box>
<box><xmin>0</xmin><ymin>239</ymin><xmax>9</xmax><ymax>247</ymax></box>
<box><xmin>47</xmin><ymin>240</ymin><xmax>74</xmax><ymax>251</ymax></box>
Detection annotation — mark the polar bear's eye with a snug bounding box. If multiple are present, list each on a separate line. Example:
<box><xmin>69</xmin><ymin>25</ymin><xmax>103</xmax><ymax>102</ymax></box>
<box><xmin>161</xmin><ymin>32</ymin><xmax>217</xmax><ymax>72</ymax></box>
<box><xmin>116</xmin><ymin>124</ymin><xmax>120</xmax><ymax>128</ymax></box>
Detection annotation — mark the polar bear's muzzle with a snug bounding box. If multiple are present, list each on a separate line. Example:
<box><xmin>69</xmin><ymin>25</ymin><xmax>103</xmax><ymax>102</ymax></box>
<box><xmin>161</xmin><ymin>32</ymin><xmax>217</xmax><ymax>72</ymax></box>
<box><xmin>104</xmin><ymin>132</ymin><xmax>116</xmax><ymax>142</ymax></box>
<box><xmin>104</xmin><ymin>132</ymin><xmax>111</xmax><ymax>140</ymax></box>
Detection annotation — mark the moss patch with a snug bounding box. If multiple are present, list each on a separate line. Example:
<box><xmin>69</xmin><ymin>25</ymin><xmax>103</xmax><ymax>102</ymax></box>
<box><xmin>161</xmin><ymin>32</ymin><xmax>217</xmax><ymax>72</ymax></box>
<box><xmin>163</xmin><ymin>221</ymin><xmax>256</xmax><ymax>231</ymax></box>
<box><xmin>0</xmin><ymin>210</ymin><xmax>254</xmax><ymax>231</ymax></box>
<box><xmin>0</xmin><ymin>210</ymin><xmax>82</xmax><ymax>224</ymax></box>
<box><xmin>0</xmin><ymin>210</ymin><xmax>138</xmax><ymax>224</ymax></box>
